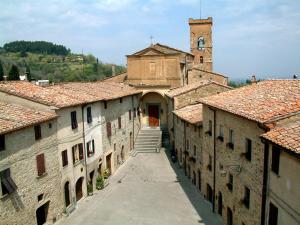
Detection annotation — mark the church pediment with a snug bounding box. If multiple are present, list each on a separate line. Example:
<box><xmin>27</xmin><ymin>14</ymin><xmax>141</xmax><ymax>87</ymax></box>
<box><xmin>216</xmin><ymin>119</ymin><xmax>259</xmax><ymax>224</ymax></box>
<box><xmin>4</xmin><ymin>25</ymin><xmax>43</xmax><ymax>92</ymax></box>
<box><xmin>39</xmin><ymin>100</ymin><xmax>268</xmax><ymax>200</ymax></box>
<box><xmin>133</xmin><ymin>47</ymin><xmax>165</xmax><ymax>56</ymax></box>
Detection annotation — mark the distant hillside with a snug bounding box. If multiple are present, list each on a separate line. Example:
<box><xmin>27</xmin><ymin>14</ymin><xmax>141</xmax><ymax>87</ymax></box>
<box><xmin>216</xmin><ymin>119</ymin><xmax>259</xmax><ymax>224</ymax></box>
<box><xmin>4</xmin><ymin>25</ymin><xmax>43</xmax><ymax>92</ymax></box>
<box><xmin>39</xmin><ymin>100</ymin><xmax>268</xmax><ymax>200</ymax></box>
<box><xmin>0</xmin><ymin>41</ymin><xmax>126</xmax><ymax>82</ymax></box>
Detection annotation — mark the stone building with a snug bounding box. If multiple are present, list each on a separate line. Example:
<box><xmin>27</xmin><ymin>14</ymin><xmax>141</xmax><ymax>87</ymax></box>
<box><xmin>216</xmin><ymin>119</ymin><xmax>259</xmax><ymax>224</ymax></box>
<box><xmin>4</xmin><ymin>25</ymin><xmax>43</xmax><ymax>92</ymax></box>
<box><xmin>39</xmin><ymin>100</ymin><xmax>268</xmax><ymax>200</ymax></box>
<box><xmin>198</xmin><ymin>80</ymin><xmax>300</xmax><ymax>225</ymax></box>
<box><xmin>173</xmin><ymin>104</ymin><xmax>203</xmax><ymax>189</ymax></box>
<box><xmin>261</xmin><ymin>116</ymin><xmax>300</xmax><ymax>225</ymax></box>
<box><xmin>0</xmin><ymin>101</ymin><xmax>63</xmax><ymax>225</ymax></box>
<box><xmin>166</xmin><ymin>80</ymin><xmax>231</xmax><ymax>149</ymax></box>
<box><xmin>0</xmin><ymin>81</ymin><xmax>141</xmax><ymax>217</ymax></box>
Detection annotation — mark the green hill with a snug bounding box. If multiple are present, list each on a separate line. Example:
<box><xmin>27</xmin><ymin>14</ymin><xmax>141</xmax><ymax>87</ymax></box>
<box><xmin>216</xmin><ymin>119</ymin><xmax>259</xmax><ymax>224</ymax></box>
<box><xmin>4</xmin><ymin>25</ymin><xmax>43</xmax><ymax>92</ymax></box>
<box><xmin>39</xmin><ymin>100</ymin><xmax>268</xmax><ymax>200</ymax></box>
<box><xmin>0</xmin><ymin>41</ymin><xmax>126</xmax><ymax>82</ymax></box>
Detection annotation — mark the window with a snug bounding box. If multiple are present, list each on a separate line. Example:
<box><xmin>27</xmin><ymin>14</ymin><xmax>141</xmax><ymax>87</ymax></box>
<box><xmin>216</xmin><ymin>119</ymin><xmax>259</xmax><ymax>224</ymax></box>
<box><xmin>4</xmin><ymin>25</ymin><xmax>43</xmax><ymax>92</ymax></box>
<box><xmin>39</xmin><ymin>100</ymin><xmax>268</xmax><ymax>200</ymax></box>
<box><xmin>106</xmin><ymin>122</ymin><xmax>112</xmax><ymax>137</ymax></box>
<box><xmin>104</xmin><ymin>101</ymin><xmax>107</xmax><ymax>109</ymax></box>
<box><xmin>129</xmin><ymin>110</ymin><xmax>132</xmax><ymax>120</ymax></box>
<box><xmin>0</xmin><ymin>168</ymin><xmax>17</xmax><ymax>196</ymax></box>
<box><xmin>243</xmin><ymin>186</ymin><xmax>250</xmax><ymax>209</ymax></box>
<box><xmin>227</xmin><ymin>173</ymin><xmax>233</xmax><ymax>191</ymax></box>
<box><xmin>119</xmin><ymin>98</ymin><xmax>123</xmax><ymax>103</ymax></box>
<box><xmin>206</xmin><ymin>120</ymin><xmax>212</xmax><ymax>136</ymax></box>
<box><xmin>271</xmin><ymin>146</ymin><xmax>280</xmax><ymax>175</ymax></box>
<box><xmin>87</xmin><ymin>140</ymin><xmax>95</xmax><ymax>157</ymax></box>
<box><xmin>134</xmin><ymin>108</ymin><xmax>136</xmax><ymax>118</ymax></box>
<box><xmin>34</xmin><ymin>125</ymin><xmax>42</xmax><ymax>140</ymax></box>
<box><xmin>61</xmin><ymin>150</ymin><xmax>68</xmax><ymax>167</ymax></box>
<box><xmin>186</xmin><ymin>140</ymin><xmax>189</xmax><ymax>150</ymax></box>
<box><xmin>194</xmin><ymin>126</ymin><xmax>197</xmax><ymax>132</ymax></box>
<box><xmin>208</xmin><ymin>155</ymin><xmax>212</xmax><ymax>171</ymax></box>
<box><xmin>48</xmin><ymin>123</ymin><xmax>52</xmax><ymax>129</ymax></box>
<box><xmin>200</xmin><ymin>56</ymin><xmax>204</xmax><ymax>64</ymax></box>
<box><xmin>198</xmin><ymin>36</ymin><xmax>205</xmax><ymax>50</ymax></box>
<box><xmin>149</xmin><ymin>62</ymin><xmax>156</xmax><ymax>75</ymax></box>
<box><xmin>36</xmin><ymin>153</ymin><xmax>46</xmax><ymax>176</ymax></box>
<box><xmin>71</xmin><ymin>111</ymin><xmax>78</xmax><ymax>129</ymax></box>
<box><xmin>72</xmin><ymin>143</ymin><xmax>84</xmax><ymax>164</ymax></box>
<box><xmin>268</xmin><ymin>202</ymin><xmax>278</xmax><ymax>225</ymax></box>
<box><xmin>87</xmin><ymin>107</ymin><xmax>92</xmax><ymax>123</ymax></box>
<box><xmin>227</xmin><ymin>129</ymin><xmax>234</xmax><ymax>149</ymax></box>
<box><xmin>193</xmin><ymin>145</ymin><xmax>196</xmax><ymax>156</ymax></box>
<box><xmin>245</xmin><ymin>138</ymin><xmax>252</xmax><ymax>161</ymax></box>
<box><xmin>0</xmin><ymin>135</ymin><xmax>5</xmax><ymax>151</ymax></box>
<box><xmin>118</xmin><ymin>117</ymin><xmax>122</xmax><ymax>129</ymax></box>
<box><xmin>227</xmin><ymin>207</ymin><xmax>233</xmax><ymax>225</ymax></box>
<box><xmin>114</xmin><ymin>143</ymin><xmax>116</xmax><ymax>151</ymax></box>
<box><xmin>218</xmin><ymin>125</ymin><xmax>224</xmax><ymax>141</ymax></box>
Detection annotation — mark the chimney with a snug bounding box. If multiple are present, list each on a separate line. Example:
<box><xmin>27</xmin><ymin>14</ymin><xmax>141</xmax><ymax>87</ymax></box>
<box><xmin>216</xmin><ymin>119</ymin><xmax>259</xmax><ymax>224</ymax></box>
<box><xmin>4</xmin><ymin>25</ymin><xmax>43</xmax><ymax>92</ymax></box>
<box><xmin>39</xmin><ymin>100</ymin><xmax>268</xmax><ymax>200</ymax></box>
<box><xmin>251</xmin><ymin>75</ymin><xmax>257</xmax><ymax>84</ymax></box>
<box><xmin>112</xmin><ymin>65</ymin><xmax>116</xmax><ymax>76</ymax></box>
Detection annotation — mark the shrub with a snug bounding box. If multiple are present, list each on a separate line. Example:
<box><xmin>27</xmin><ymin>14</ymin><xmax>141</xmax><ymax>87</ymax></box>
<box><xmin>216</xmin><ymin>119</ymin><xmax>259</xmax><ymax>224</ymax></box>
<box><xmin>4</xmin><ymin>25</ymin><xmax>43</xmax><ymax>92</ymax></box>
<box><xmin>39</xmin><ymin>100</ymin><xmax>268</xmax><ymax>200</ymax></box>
<box><xmin>96</xmin><ymin>175</ymin><xmax>105</xmax><ymax>190</ymax></box>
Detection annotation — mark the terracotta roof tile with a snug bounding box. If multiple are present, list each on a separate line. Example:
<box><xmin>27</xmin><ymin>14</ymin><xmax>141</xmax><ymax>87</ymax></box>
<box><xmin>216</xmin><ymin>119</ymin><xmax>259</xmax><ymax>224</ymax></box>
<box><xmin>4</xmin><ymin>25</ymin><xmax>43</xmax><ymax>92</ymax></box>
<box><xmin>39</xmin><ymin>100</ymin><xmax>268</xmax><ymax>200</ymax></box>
<box><xmin>0</xmin><ymin>81</ymin><xmax>141</xmax><ymax>109</ymax></box>
<box><xmin>166</xmin><ymin>80</ymin><xmax>231</xmax><ymax>98</ymax></box>
<box><xmin>173</xmin><ymin>104</ymin><xmax>203</xmax><ymax>125</ymax></box>
<box><xmin>262</xmin><ymin>120</ymin><xmax>300</xmax><ymax>154</ymax></box>
<box><xmin>0</xmin><ymin>101</ymin><xmax>57</xmax><ymax>135</ymax></box>
<box><xmin>199</xmin><ymin>80</ymin><xmax>300</xmax><ymax>124</ymax></box>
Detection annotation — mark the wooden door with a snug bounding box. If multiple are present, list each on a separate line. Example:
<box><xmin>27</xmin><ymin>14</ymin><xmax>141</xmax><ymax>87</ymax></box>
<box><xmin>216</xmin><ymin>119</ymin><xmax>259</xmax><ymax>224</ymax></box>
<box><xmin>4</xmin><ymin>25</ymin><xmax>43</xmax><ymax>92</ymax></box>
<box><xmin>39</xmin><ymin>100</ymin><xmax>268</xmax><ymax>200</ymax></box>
<box><xmin>75</xmin><ymin>177</ymin><xmax>83</xmax><ymax>201</ymax></box>
<box><xmin>106</xmin><ymin>153</ymin><xmax>112</xmax><ymax>173</ymax></box>
<box><xmin>148</xmin><ymin>105</ymin><xmax>159</xmax><ymax>127</ymax></box>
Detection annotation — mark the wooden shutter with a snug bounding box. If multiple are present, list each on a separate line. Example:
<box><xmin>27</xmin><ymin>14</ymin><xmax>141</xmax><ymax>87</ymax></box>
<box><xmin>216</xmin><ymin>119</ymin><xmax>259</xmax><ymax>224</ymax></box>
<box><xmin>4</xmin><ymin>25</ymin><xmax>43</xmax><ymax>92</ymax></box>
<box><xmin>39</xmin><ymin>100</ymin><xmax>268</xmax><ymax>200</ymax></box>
<box><xmin>34</xmin><ymin>125</ymin><xmax>41</xmax><ymax>140</ymax></box>
<box><xmin>87</xmin><ymin>107</ymin><xmax>92</xmax><ymax>123</ymax></box>
<box><xmin>62</xmin><ymin>150</ymin><xmax>68</xmax><ymax>167</ymax></box>
<box><xmin>72</xmin><ymin>146</ymin><xmax>76</xmax><ymax>164</ymax></box>
<box><xmin>106</xmin><ymin>122</ymin><xmax>112</xmax><ymax>137</ymax></box>
<box><xmin>118</xmin><ymin>117</ymin><xmax>121</xmax><ymax>129</ymax></box>
<box><xmin>92</xmin><ymin>140</ymin><xmax>95</xmax><ymax>154</ymax></box>
<box><xmin>71</xmin><ymin>111</ymin><xmax>78</xmax><ymax>129</ymax></box>
<box><xmin>36</xmin><ymin>153</ymin><xmax>46</xmax><ymax>176</ymax></box>
<box><xmin>129</xmin><ymin>110</ymin><xmax>131</xmax><ymax>120</ymax></box>
<box><xmin>79</xmin><ymin>143</ymin><xmax>84</xmax><ymax>160</ymax></box>
<box><xmin>269</xmin><ymin>202</ymin><xmax>278</xmax><ymax>225</ymax></box>
<box><xmin>272</xmin><ymin>146</ymin><xmax>280</xmax><ymax>175</ymax></box>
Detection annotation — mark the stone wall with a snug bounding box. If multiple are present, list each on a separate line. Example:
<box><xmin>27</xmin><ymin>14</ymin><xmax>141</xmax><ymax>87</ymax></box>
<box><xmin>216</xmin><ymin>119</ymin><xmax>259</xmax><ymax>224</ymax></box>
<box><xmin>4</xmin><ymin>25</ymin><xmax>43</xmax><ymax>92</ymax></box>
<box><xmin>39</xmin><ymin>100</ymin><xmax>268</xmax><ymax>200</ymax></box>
<box><xmin>202</xmin><ymin>105</ymin><xmax>266</xmax><ymax>225</ymax></box>
<box><xmin>0</xmin><ymin>120</ymin><xmax>63</xmax><ymax>225</ymax></box>
<box><xmin>188</xmin><ymin>69</ymin><xmax>228</xmax><ymax>85</ymax></box>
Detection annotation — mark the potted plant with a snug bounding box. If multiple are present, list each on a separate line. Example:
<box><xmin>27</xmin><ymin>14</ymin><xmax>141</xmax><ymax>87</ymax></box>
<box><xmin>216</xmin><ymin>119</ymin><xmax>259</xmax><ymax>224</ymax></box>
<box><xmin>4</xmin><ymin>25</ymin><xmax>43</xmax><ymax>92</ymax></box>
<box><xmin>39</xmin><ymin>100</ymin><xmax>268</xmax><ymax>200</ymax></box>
<box><xmin>87</xmin><ymin>183</ymin><xmax>93</xmax><ymax>196</ymax></box>
<box><xmin>96</xmin><ymin>175</ymin><xmax>105</xmax><ymax>190</ymax></box>
<box><xmin>103</xmin><ymin>169</ymin><xmax>111</xmax><ymax>187</ymax></box>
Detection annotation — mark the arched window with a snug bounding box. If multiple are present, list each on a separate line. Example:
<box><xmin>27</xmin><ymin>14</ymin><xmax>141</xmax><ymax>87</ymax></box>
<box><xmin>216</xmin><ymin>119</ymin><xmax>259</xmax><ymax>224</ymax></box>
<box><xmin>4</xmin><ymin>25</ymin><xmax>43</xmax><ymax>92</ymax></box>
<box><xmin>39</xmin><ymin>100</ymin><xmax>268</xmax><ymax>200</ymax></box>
<box><xmin>200</xmin><ymin>56</ymin><xmax>204</xmax><ymax>64</ymax></box>
<box><xmin>198</xmin><ymin>37</ymin><xmax>205</xmax><ymax>50</ymax></box>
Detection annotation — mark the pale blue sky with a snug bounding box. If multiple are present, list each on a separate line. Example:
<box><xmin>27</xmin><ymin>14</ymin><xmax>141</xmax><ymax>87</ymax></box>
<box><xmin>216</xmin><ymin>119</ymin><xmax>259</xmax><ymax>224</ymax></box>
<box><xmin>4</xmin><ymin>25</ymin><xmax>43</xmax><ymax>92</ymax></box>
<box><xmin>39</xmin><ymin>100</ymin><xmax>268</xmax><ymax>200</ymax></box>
<box><xmin>0</xmin><ymin>0</ymin><xmax>299</xmax><ymax>80</ymax></box>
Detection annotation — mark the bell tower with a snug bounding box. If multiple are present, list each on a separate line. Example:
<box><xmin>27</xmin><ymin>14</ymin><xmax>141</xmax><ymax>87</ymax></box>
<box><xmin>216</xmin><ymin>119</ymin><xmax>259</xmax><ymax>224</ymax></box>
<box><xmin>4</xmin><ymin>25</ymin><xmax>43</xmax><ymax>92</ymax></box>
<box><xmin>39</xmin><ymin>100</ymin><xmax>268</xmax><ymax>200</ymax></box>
<box><xmin>189</xmin><ymin>17</ymin><xmax>213</xmax><ymax>72</ymax></box>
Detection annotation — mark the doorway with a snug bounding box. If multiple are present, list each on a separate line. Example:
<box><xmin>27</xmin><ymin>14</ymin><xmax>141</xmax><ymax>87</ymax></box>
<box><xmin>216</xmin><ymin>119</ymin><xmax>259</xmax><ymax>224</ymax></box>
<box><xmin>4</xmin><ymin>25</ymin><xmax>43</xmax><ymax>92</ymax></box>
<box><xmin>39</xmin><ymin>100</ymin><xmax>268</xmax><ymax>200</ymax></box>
<box><xmin>64</xmin><ymin>181</ymin><xmax>70</xmax><ymax>207</ymax></box>
<box><xmin>198</xmin><ymin>170</ymin><xmax>201</xmax><ymax>191</ymax></box>
<box><xmin>75</xmin><ymin>177</ymin><xmax>84</xmax><ymax>201</ymax></box>
<box><xmin>148</xmin><ymin>105</ymin><xmax>159</xmax><ymax>127</ymax></box>
<box><xmin>121</xmin><ymin>146</ymin><xmax>125</xmax><ymax>161</ymax></box>
<box><xmin>207</xmin><ymin>184</ymin><xmax>213</xmax><ymax>204</ymax></box>
<box><xmin>130</xmin><ymin>132</ymin><xmax>133</xmax><ymax>150</ymax></box>
<box><xmin>218</xmin><ymin>192</ymin><xmax>223</xmax><ymax>215</ymax></box>
<box><xmin>36</xmin><ymin>201</ymin><xmax>49</xmax><ymax>225</ymax></box>
<box><xmin>106</xmin><ymin>153</ymin><xmax>112</xmax><ymax>173</ymax></box>
<box><xmin>227</xmin><ymin>207</ymin><xmax>233</xmax><ymax>225</ymax></box>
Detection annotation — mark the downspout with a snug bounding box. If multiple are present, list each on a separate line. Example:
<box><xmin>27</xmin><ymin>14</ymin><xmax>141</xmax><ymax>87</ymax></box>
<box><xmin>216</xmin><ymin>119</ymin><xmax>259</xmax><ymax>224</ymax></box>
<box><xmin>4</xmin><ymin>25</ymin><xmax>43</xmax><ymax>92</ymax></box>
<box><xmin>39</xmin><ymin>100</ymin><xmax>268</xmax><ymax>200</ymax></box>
<box><xmin>261</xmin><ymin>141</ymin><xmax>270</xmax><ymax>225</ymax></box>
<box><xmin>184</xmin><ymin>121</ymin><xmax>187</xmax><ymax>174</ymax></box>
<box><xmin>185</xmin><ymin>55</ymin><xmax>188</xmax><ymax>85</ymax></box>
<box><xmin>81</xmin><ymin>104</ymin><xmax>89</xmax><ymax>194</ymax></box>
<box><xmin>131</xmin><ymin>95</ymin><xmax>135</xmax><ymax>150</ymax></box>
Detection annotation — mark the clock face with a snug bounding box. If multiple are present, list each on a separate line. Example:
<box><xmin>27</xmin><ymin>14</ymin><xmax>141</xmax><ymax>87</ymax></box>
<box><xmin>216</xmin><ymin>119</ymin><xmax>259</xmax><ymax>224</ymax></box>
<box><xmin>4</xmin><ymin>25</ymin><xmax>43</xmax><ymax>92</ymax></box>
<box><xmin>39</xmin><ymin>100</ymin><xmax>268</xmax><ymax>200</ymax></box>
<box><xmin>198</xmin><ymin>36</ymin><xmax>205</xmax><ymax>51</ymax></box>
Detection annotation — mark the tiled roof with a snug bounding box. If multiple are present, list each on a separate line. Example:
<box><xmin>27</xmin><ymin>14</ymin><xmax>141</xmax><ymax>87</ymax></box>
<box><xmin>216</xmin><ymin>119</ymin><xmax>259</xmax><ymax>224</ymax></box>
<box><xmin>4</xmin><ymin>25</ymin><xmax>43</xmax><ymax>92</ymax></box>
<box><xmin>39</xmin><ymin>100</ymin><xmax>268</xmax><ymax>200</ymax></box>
<box><xmin>102</xmin><ymin>72</ymin><xmax>127</xmax><ymax>83</ymax></box>
<box><xmin>132</xmin><ymin>43</ymin><xmax>193</xmax><ymax>56</ymax></box>
<box><xmin>166</xmin><ymin>80</ymin><xmax>231</xmax><ymax>98</ymax></box>
<box><xmin>261</xmin><ymin>119</ymin><xmax>300</xmax><ymax>154</ymax></box>
<box><xmin>0</xmin><ymin>101</ymin><xmax>57</xmax><ymax>135</ymax></box>
<box><xmin>199</xmin><ymin>80</ymin><xmax>300</xmax><ymax>124</ymax></box>
<box><xmin>0</xmin><ymin>81</ymin><xmax>141</xmax><ymax>109</ymax></box>
<box><xmin>173</xmin><ymin>104</ymin><xmax>203</xmax><ymax>125</ymax></box>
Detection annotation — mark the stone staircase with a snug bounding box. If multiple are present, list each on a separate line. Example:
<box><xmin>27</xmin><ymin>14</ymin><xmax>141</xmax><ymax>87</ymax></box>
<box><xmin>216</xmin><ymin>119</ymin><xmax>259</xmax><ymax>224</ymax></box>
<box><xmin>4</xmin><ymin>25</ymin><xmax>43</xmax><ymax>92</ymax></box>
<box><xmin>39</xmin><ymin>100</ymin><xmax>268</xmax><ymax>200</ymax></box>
<box><xmin>130</xmin><ymin>127</ymin><xmax>162</xmax><ymax>156</ymax></box>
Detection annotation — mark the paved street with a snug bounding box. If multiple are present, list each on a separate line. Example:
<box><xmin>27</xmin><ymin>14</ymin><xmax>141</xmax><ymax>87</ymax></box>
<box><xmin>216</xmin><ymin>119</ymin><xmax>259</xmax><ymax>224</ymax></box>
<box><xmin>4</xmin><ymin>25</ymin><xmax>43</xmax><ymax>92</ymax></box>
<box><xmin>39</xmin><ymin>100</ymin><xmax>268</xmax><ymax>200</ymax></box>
<box><xmin>57</xmin><ymin>149</ymin><xmax>223</xmax><ymax>225</ymax></box>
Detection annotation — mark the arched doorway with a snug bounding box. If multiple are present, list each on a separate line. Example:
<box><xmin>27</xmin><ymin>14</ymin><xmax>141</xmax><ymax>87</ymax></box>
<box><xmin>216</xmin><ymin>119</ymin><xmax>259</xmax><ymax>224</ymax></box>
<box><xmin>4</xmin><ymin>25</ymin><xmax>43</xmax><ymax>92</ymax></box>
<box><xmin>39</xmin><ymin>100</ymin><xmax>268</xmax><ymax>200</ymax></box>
<box><xmin>193</xmin><ymin>171</ymin><xmax>196</xmax><ymax>185</ymax></box>
<box><xmin>64</xmin><ymin>181</ymin><xmax>70</xmax><ymax>207</ymax></box>
<box><xmin>218</xmin><ymin>192</ymin><xmax>223</xmax><ymax>215</ymax></box>
<box><xmin>140</xmin><ymin>92</ymin><xmax>167</xmax><ymax>128</ymax></box>
<box><xmin>198</xmin><ymin>170</ymin><xmax>201</xmax><ymax>191</ymax></box>
<box><xmin>75</xmin><ymin>177</ymin><xmax>84</xmax><ymax>201</ymax></box>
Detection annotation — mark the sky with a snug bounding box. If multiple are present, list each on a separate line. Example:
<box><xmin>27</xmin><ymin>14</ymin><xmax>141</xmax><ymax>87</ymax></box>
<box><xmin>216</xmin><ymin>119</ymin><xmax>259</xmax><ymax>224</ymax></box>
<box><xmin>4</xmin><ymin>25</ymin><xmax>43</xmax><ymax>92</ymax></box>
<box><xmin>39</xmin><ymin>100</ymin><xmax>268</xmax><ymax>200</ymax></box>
<box><xmin>0</xmin><ymin>0</ymin><xmax>300</xmax><ymax>80</ymax></box>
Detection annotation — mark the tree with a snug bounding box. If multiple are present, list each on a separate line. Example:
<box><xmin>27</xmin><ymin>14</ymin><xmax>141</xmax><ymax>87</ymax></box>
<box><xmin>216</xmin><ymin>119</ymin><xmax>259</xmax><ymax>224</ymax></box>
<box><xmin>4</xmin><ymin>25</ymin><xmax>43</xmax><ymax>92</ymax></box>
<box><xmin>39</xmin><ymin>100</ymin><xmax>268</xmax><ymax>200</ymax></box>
<box><xmin>26</xmin><ymin>64</ymin><xmax>32</xmax><ymax>81</ymax></box>
<box><xmin>0</xmin><ymin>61</ymin><xmax>4</xmax><ymax>81</ymax></box>
<box><xmin>8</xmin><ymin>64</ymin><xmax>20</xmax><ymax>80</ymax></box>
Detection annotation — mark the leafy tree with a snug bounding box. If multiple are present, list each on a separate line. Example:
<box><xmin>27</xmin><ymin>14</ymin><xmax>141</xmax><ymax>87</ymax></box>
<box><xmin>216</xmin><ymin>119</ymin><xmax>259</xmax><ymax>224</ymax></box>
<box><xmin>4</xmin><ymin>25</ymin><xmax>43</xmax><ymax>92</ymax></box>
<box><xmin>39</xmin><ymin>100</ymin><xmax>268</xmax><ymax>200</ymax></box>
<box><xmin>0</xmin><ymin>60</ymin><xmax>4</xmax><ymax>81</ymax></box>
<box><xmin>8</xmin><ymin>64</ymin><xmax>20</xmax><ymax>80</ymax></box>
<box><xmin>25</xmin><ymin>64</ymin><xmax>32</xmax><ymax>81</ymax></box>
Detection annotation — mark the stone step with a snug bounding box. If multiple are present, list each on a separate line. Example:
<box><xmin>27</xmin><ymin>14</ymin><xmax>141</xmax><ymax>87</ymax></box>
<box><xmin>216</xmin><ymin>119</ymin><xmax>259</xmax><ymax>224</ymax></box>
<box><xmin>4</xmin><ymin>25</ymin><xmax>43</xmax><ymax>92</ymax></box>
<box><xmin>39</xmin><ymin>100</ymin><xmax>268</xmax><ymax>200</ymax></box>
<box><xmin>135</xmin><ymin>141</ymin><xmax>159</xmax><ymax>145</ymax></box>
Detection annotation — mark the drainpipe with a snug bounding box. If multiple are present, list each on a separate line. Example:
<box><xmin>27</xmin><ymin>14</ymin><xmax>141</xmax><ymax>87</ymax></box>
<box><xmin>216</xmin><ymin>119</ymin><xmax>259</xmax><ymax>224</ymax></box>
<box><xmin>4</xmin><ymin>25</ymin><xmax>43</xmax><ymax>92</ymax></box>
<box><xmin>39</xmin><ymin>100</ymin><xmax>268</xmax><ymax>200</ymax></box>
<box><xmin>131</xmin><ymin>95</ymin><xmax>135</xmax><ymax>149</ymax></box>
<box><xmin>261</xmin><ymin>141</ymin><xmax>270</xmax><ymax>225</ymax></box>
<box><xmin>209</xmin><ymin>107</ymin><xmax>217</xmax><ymax>213</ymax></box>
<box><xmin>185</xmin><ymin>56</ymin><xmax>188</xmax><ymax>85</ymax></box>
<box><xmin>184</xmin><ymin>121</ymin><xmax>187</xmax><ymax>175</ymax></box>
<box><xmin>81</xmin><ymin>104</ymin><xmax>89</xmax><ymax>195</ymax></box>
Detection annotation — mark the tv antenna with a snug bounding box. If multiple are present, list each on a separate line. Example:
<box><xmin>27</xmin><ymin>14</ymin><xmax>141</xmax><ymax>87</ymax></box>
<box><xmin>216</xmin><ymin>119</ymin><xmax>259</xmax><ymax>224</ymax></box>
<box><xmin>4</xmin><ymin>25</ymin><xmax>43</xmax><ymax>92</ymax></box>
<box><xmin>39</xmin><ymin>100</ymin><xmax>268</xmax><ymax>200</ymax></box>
<box><xmin>200</xmin><ymin>0</ymin><xmax>202</xmax><ymax>19</ymax></box>
<box><xmin>150</xmin><ymin>35</ymin><xmax>154</xmax><ymax>45</ymax></box>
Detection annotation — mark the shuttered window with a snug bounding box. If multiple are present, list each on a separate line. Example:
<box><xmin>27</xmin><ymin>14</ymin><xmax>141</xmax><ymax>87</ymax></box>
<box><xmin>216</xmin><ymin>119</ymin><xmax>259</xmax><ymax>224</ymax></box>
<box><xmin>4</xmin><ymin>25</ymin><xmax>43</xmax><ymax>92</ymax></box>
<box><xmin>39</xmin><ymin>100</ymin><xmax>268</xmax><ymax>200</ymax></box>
<box><xmin>87</xmin><ymin>140</ymin><xmax>95</xmax><ymax>157</ymax></box>
<box><xmin>106</xmin><ymin>122</ymin><xmax>112</xmax><ymax>137</ymax></box>
<box><xmin>129</xmin><ymin>110</ymin><xmax>131</xmax><ymax>120</ymax></box>
<box><xmin>271</xmin><ymin>146</ymin><xmax>280</xmax><ymax>175</ymax></box>
<box><xmin>0</xmin><ymin>135</ymin><xmax>5</xmax><ymax>151</ymax></box>
<box><xmin>36</xmin><ymin>153</ymin><xmax>46</xmax><ymax>176</ymax></box>
<box><xmin>71</xmin><ymin>111</ymin><xmax>78</xmax><ymax>129</ymax></box>
<box><xmin>87</xmin><ymin>107</ymin><xmax>92</xmax><ymax>123</ymax></box>
<box><xmin>61</xmin><ymin>150</ymin><xmax>68</xmax><ymax>167</ymax></box>
<box><xmin>118</xmin><ymin>117</ymin><xmax>122</xmax><ymax>129</ymax></box>
<box><xmin>72</xmin><ymin>143</ymin><xmax>84</xmax><ymax>165</ymax></box>
<box><xmin>79</xmin><ymin>143</ymin><xmax>84</xmax><ymax>160</ymax></box>
<box><xmin>34</xmin><ymin>125</ymin><xmax>42</xmax><ymax>140</ymax></box>
<box><xmin>0</xmin><ymin>168</ymin><xmax>17</xmax><ymax>195</ymax></box>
